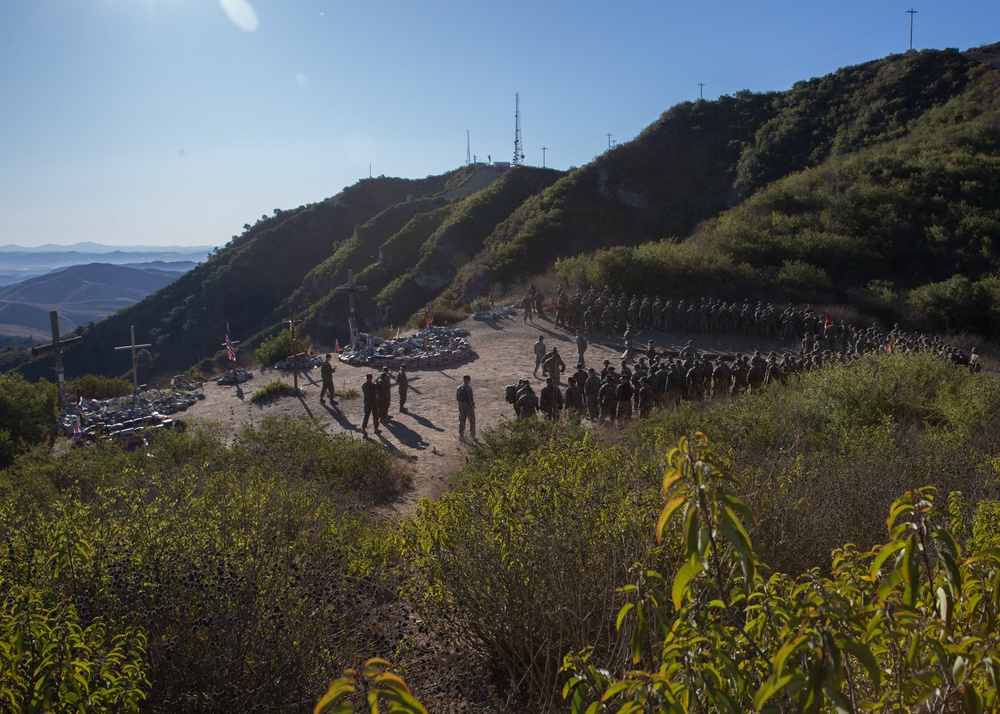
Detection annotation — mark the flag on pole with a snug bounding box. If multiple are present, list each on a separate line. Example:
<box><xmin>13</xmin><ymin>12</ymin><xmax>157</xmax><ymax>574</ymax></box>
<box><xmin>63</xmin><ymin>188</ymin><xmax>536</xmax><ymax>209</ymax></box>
<box><xmin>334</xmin><ymin>339</ymin><xmax>340</xmax><ymax>353</ymax></box>
<box><xmin>824</xmin><ymin>312</ymin><xmax>833</xmax><ymax>330</ymax></box>
<box><xmin>424</xmin><ymin>304</ymin><xmax>434</xmax><ymax>328</ymax></box>
<box><xmin>225</xmin><ymin>333</ymin><xmax>237</xmax><ymax>363</ymax></box>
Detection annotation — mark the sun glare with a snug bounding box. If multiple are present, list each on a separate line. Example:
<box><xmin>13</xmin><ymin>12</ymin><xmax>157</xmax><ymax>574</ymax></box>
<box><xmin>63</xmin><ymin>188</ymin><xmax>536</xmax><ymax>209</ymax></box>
<box><xmin>219</xmin><ymin>0</ymin><xmax>258</xmax><ymax>32</ymax></box>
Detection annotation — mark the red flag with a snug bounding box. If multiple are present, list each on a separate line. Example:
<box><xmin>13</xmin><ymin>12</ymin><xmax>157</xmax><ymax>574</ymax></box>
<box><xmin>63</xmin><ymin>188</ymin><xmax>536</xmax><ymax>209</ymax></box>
<box><xmin>424</xmin><ymin>304</ymin><xmax>434</xmax><ymax>328</ymax></box>
<box><xmin>225</xmin><ymin>333</ymin><xmax>237</xmax><ymax>363</ymax></box>
<box><xmin>306</xmin><ymin>345</ymin><xmax>312</xmax><ymax>357</ymax></box>
<box><xmin>334</xmin><ymin>339</ymin><xmax>340</xmax><ymax>353</ymax></box>
<box><xmin>824</xmin><ymin>312</ymin><xmax>833</xmax><ymax>330</ymax></box>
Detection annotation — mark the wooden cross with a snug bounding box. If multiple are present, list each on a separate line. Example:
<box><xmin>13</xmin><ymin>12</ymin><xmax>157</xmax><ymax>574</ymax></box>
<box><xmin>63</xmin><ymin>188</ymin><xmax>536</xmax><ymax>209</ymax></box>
<box><xmin>333</xmin><ymin>269</ymin><xmax>368</xmax><ymax>350</ymax></box>
<box><xmin>30</xmin><ymin>310</ymin><xmax>83</xmax><ymax>404</ymax></box>
<box><xmin>280</xmin><ymin>315</ymin><xmax>304</xmax><ymax>392</ymax></box>
<box><xmin>113</xmin><ymin>326</ymin><xmax>152</xmax><ymax>400</ymax></box>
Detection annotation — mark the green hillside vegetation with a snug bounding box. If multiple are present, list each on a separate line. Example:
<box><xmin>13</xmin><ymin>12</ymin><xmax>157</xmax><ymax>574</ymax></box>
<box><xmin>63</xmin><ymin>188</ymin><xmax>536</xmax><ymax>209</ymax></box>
<box><xmin>3</xmin><ymin>354</ymin><xmax>999</xmax><ymax>711</ymax></box>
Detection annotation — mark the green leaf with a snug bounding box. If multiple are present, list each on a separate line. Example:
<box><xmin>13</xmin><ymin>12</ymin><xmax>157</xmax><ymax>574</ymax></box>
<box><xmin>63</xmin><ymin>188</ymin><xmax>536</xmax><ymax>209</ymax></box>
<box><xmin>616</xmin><ymin>603</ymin><xmax>634</xmax><ymax>631</ymax></box>
<box><xmin>313</xmin><ymin>678</ymin><xmax>356</xmax><ymax>714</ymax></box>
<box><xmin>719</xmin><ymin>506</ymin><xmax>756</xmax><ymax>583</ymax></box>
<box><xmin>672</xmin><ymin>558</ymin><xmax>704</xmax><ymax>610</ymax></box>
<box><xmin>965</xmin><ymin>683</ymin><xmax>984</xmax><ymax>714</ymax></box>
<box><xmin>753</xmin><ymin>673</ymin><xmax>801</xmax><ymax>712</ymax></box>
<box><xmin>887</xmin><ymin>500</ymin><xmax>914</xmax><ymax>531</ymax></box>
<box><xmin>869</xmin><ymin>541</ymin><xmax>906</xmax><ymax>580</ymax></box>
<box><xmin>841</xmin><ymin>638</ymin><xmax>881</xmax><ymax>693</ymax></box>
<box><xmin>657</xmin><ymin>496</ymin><xmax>685</xmax><ymax>544</ymax></box>
<box><xmin>683</xmin><ymin>503</ymin><xmax>700</xmax><ymax>561</ymax></box>
<box><xmin>774</xmin><ymin>633</ymin><xmax>809</xmax><ymax>680</ymax></box>
<box><xmin>953</xmin><ymin>655</ymin><xmax>968</xmax><ymax>686</ymax></box>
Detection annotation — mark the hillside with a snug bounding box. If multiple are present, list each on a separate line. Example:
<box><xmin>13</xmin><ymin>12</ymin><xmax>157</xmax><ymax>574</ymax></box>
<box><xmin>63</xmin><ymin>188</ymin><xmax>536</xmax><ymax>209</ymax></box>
<box><xmin>0</xmin><ymin>263</ymin><xmax>184</xmax><ymax>346</ymax></box>
<box><xmin>6</xmin><ymin>44</ymin><xmax>1000</xmax><ymax>382</ymax></box>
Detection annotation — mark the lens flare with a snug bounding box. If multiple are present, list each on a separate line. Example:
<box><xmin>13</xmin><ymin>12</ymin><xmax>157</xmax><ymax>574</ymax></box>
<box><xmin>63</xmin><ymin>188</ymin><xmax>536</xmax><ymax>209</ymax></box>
<box><xmin>219</xmin><ymin>0</ymin><xmax>258</xmax><ymax>32</ymax></box>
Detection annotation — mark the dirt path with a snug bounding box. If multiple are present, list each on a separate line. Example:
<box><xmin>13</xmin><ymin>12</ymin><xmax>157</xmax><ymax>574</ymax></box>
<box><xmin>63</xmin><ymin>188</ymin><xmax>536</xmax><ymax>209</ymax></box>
<box><xmin>183</xmin><ymin>312</ymin><xmax>788</xmax><ymax>515</ymax></box>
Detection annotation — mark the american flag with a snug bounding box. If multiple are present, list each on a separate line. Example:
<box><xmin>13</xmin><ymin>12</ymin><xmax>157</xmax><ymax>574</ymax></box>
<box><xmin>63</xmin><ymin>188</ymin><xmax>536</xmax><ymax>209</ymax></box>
<box><xmin>225</xmin><ymin>333</ymin><xmax>237</xmax><ymax>363</ymax></box>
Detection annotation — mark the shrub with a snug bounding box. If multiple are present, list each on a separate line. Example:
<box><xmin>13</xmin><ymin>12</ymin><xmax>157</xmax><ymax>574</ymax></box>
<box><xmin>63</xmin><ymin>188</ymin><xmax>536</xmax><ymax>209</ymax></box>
<box><xmin>0</xmin><ymin>583</ymin><xmax>149</xmax><ymax>712</ymax></box>
<box><xmin>250</xmin><ymin>379</ymin><xmax>295</xmax><ymax>403</ymax></box>
<box><xmin>255</xmin><ymin>330</ymin><xmax>312</xmax><ymax>367</ymax></box>
<box><xmin>0</xmin><ymin>417</ymin><xmax>412</xmax><ymax>712</ymax></box>
<box><xmin>64</xmin><ymin>374</ymin><xmax>133</xmax><ymax>400</ymax></box>
<box><xmin>404</xmin><ymin>420</ymin><xmax>668</xmax><ymax>709</ymax></box>
<box><xmin>0</xmin><ymin>373</ymin><xmax>58</xmax><ymax>468</ymax></box>
<box><xmin>564</xmin><ymin>435</ymin><xmax>1000</xmax><ymax>713</ymax></box>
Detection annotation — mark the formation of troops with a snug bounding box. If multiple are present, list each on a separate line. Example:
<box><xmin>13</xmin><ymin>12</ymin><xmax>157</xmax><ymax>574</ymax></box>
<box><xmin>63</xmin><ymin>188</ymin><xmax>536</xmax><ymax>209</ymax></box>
<box><xmin>508</xmin><ymin>286</ymin><xmax>983</xmax><ymax>425</ymax></box>
<box><xmin>324</xmin><ymin>286</ymin><xmax>983</xmax><ymax>438</ymax></box>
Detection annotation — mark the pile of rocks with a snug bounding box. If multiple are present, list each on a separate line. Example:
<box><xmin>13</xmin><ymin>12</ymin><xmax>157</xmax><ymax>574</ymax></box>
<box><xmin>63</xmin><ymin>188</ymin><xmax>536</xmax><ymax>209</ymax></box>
<box><xmin>61</xmin><ymin>388</ymin><xmax>200</xmax><ymax>449</ymax></box>
<box><xmin>339</xmin><ymin>326</ymin><xmax>473</xmax><ymax>369</ymax></box>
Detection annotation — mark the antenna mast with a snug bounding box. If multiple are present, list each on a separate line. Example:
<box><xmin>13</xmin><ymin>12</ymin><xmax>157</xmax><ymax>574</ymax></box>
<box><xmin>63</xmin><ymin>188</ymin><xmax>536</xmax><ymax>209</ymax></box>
<box><xmin>513</xmin><ymin>93</ymin><xmax>524</xmax><ymax>166</ymax></box>
<box><xmin>466</xmin><ymin>129</ymin><xmax>471</xmax><ymax>165</ymax></box>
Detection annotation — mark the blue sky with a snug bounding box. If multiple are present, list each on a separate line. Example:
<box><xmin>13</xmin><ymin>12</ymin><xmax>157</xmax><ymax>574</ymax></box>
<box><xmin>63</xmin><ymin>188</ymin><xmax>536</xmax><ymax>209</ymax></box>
<box><xmin>1</xmin><ymin>1</ymin><xmax>998</xmax><ymax>248</ymax></box>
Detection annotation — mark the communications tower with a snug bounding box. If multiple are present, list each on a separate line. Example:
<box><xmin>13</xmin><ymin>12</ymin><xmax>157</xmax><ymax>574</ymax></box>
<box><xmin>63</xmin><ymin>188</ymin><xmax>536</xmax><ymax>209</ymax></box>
<box><xmin>513</xmin><ymin>93</ymin><xmax>525</xmax><ymax>166</ymax></box>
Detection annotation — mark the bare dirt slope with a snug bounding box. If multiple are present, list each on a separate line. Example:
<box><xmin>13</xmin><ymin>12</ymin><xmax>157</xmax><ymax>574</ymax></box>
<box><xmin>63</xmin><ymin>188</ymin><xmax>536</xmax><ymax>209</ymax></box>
<box><xmin>183</xmin><ymin>312</ymin><xmax>785</xmax><ymax>515</ymax></box>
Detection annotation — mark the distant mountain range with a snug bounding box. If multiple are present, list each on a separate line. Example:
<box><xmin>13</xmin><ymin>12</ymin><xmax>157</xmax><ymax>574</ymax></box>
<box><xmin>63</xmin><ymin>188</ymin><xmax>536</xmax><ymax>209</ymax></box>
<box><xmin>0</xmin><ymin>242</ymin><xmax>215</xmax><ymax>253</ymax></box>
<box><xmin>0</xmin><ymin>262</ymin><xmax>196</xmax><ymax>347</ymax></box>
<box><xmin>0</xmin><ymin>244</ymin><xmax>213</xmax><ymax>286</ymax></box>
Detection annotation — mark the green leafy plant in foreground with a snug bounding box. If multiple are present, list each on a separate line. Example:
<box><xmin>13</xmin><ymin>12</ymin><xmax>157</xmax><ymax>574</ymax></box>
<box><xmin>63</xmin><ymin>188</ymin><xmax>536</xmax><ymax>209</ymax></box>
<box><xmin>314</xmin><ymin>658</ymin><xmax>428</xmax><ymax>714</ymax></box>
<box><xmin>562</xmin><ymin>433</ymin><xmax>1000</xmax><ymax>713</ymax></box>
<box><xmin>0</xmin><ymin>584</ymin><xmax>148</xmax><ymax>713</ymax></box>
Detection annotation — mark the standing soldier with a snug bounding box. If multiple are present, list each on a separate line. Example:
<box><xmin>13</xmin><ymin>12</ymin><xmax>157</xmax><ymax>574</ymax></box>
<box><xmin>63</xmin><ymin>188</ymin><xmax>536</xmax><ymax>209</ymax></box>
<box><xmin>616</xmin><ymin>374</ymin><xmax>633</xmax><ymax>422</ymax></box>
<box><xmin>599</xmin><ymin>374</ymin><xmax>619</xmax><ymax>423</ymax></box>
<box><xmin>516</xmin><ymin>384</ymin><xmax>539</xmax><ymax>419</ymax></box>
<box><xmin>456</xmin><ymin>374</ymin><xmax>476</xmax><ymax>440</ymax></box>
<box><xmin>539</xmin><ymin>376</ymin><xmax>563</xmax><ymax>420</ymax></box>
<box><xmin>319</xmin><ymin>353</ymin><xmax>337</xmax><ymax>406</ymax></box>
<box><xmin>564</xmin><ymin>376</ymin><xmax>584</xmax><ymax>414</ymax></box>
<box><xmin>361</xmin><ymin>374</ymin><xmax>381</xmax><ymax>435</ymax></box>
<box><xmin>622</xmin><ymin>325</ymin><xmax>635</xmax><ymax>363</ymax></box>
<box><xmin>576</xmin><ymin>329</ymin><xmax>588</xmax><ymax>366</ymax></box>
<box><xmin>397</xmin><ymin>363</ymin><xmax>410</xmax><ymax>412</ymax></box>
<box><xmin>377</xmin><ymin>366</ymin><xmax>392</xmax><ymax>422</ymax></box>
<box><xmin>584</xmin><ymin>368</ymin><xmax>601</xmax><ymax>420</ymax></box>
<box><xmin>533</xmin><ymin>335</ymin><xmax>547</xmax><ymax>377</ymax></box>
<box><xmin>637</xmin><ymin>377</ymin><xmax>655</xmax><ymax>418</ymax></box>
<box><xmin>543</xmin><ymin>347</ymin><xmax>566</xmax><ymax>382</ymax></box>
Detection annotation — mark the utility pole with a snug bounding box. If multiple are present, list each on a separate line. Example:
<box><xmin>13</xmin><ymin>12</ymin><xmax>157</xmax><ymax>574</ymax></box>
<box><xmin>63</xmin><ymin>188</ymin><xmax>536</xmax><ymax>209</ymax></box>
<box><xmin>541</xmin><ymin>146</ymin><xmax>547</xmax><ymax>168</ymax></box>
<box><xmin>907</xmin><ymin>8</ymin><xmax>917</xmax><ymax>51</ymax></box>
<box><xmin>30</xmin><ymin>310</ymin><xmax>83</xmax><ymax>405</ymax></box>
<box><xmin>698</xmin><ymin>82</ymin><xmax>705</xmax><ymax>100</ymax></box>
<box><xmin>113</xmin><ymin>326</ymin><xmax>152</xmax><ymax>402</ymax></box>
<box><xmin>513</xmin><ymin>92</ymin><xmax>525</xmax><ymax>166</ymax></box>
<box><xmin>334</xmin><ymin>269</ymin><xmax>368</xmax><ymax>350</ymax></box>
<box><xmin>607</xmin><ymin>133</ymin><xmax>612</xmax><ymax>151</ymax></box>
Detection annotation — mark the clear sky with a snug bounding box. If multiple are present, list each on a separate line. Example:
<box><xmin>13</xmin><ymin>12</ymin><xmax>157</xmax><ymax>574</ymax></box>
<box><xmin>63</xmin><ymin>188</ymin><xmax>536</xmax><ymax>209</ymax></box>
<box><xmin>1</xmin><ymin>1</ymin><xmax>998</xmax><ymax>248</ymax></box>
